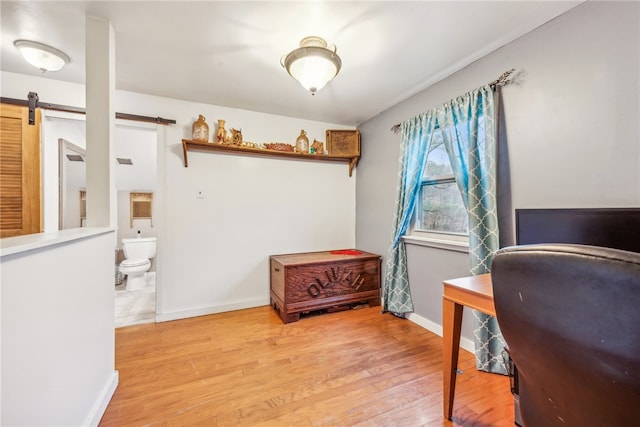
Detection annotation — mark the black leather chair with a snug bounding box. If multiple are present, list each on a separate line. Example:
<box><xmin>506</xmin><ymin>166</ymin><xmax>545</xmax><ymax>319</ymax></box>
<box><xmin>491</xmin><ymin>244</ymin><xmax>640</xmax><ymax>427</ymax></box>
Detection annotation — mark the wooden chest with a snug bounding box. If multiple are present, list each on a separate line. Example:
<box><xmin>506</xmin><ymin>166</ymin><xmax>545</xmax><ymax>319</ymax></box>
<box><xmin>269</xmin><ymin>250</ymin><xmax>381</xmax><ymax>323</ymax></box>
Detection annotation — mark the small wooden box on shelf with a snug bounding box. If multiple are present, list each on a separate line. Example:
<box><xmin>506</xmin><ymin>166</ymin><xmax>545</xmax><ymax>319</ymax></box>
<box><xmin>269</xmin><ymin>249</ymin><xmax>381</xmax><ymax>324</ymax></box>
<box><xmin>326</xmin><ymin>129</ymin><xmax>360</xmax><ymax>157</ymax></box>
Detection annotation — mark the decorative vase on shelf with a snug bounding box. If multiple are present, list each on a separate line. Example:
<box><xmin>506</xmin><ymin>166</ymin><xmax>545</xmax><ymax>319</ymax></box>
<box><xmin>216</xmin><ymin>119</ymin><xmax>227</xmax><ymax>143</ymax></box>
<box><xmin>295</xmin><ymin>129</ymin><xmax>309</xmax><ymax>154</ymax></box>
<box><xmin>311</xmin><ymin>139</ymin><xmax>324</xmax><ymax>155</ymax></box>
<box><xmin>231</xmin><ymin>128</ymin><xmax>243</xmax><ymax>145</ymax></box>
<box><xmin>192</xmin><ymin>115</ymin><xmax>209</xmax><ymax>142</ymax></box>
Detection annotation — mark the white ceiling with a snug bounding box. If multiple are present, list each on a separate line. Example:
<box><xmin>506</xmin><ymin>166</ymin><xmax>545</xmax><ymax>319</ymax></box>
<box><xmin>1</xmin><ymin>1</ymin><xmax>582</xmax><ymax>126</ymax></box>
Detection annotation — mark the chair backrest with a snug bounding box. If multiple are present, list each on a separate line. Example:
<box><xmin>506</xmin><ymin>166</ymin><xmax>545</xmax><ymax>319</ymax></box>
<box><xmin>491</xmin><ymin>244</ymin><xmax>640</xmax><ymax>427</ymax></box>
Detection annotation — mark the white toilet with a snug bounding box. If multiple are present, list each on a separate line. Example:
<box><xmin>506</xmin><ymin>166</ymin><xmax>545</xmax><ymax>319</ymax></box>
<box><xmin>120</xmin><ymin>237</ymin><xmax>156</xmax><ymax>291</ymax></box>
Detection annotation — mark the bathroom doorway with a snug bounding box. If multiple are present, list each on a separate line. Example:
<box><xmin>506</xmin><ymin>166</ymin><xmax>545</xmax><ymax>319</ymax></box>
<box><xmin>113</xmin><ymin>123</ymin><xmax>158</xmax><ymax>327</ymax></box>
<box><xmin>44</xmin><ymin>112</ymin><xmax>159</xmax><ymax>327</ymax></box>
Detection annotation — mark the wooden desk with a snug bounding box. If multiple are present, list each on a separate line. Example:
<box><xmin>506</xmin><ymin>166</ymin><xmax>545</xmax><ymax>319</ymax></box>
<box><xmin>442</xmin><ymin>273</ymin><xmax>495</xmax><ymax>420</ymax></box>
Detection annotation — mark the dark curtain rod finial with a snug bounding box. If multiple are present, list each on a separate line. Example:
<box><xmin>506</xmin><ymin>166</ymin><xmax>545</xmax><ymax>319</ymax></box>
<box><xmin>489</xmin><ymin>68</ymin><xmax>516</xmax><ymax>90</ymax></box>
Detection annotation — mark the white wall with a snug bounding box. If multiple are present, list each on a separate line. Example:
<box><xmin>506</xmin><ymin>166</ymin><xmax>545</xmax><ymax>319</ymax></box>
<box><xmin>150</xmin><ymin>95</ymin><xmax>356</xmax><ymax>320</ymax></box>
<box><xmin>1</xmin><ymin>229</ymin><xmax>118</xmax><ymax>426</ymax></box>
<box><xmin>113</xmin><ymin>124</ymin><xmax>157</xmax><ymax>192</ymax></box>
<box><xmin>356</xmin><ymin>1</ymin><xmax>640</xmax><ymax>345</ymax></box>
<box><xmin>1</xmin><ymin>71</ymin><xmax>356</xmax><ymax>322</ymax></box>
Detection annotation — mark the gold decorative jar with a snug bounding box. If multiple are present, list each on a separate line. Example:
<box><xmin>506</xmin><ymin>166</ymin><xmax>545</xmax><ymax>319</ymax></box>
<box><xmin>216</xmin><ymin>119</ymin><xmax>227</xmax><ymax>143</ymax></box>
<box><xmin>295</xmin><ymin>129</ymin><xmax>309</xmax><ymax>154</ymax></box>
<box><xmin>191</xmin><ymin>115</ymin><xmax>209</xmax><ymax>142</ymax></box>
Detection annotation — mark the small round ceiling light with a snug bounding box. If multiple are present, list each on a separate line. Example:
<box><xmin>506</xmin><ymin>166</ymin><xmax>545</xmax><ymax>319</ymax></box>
<box><xmin>281</xmin><ymin>36</ymin><xmax>342</xmax><ymax>95</ymax></box>
<box><xmin>14</xmin><ymin>39</ymin><xmax>70</xmax><ymax>73</ymax></box>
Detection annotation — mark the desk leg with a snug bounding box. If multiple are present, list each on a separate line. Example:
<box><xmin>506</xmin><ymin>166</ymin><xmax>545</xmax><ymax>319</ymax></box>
<box><xmin>443</xmin><ymin>298</ymin><xmax>463</xmax><ymax>420</ymax></box>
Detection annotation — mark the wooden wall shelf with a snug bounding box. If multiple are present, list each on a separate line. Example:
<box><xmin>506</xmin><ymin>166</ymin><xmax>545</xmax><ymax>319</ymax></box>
<box><xmin>182</xmin><ymin>139</ymin><xmax>359</xmax><ymax>177</ymax></box>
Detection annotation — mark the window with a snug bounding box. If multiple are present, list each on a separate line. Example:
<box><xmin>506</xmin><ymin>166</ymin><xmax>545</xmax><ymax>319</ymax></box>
<box><xmin>407</xmin><ymin>128</ymin><xmax>469</xmax><ymax>249</ymax></box>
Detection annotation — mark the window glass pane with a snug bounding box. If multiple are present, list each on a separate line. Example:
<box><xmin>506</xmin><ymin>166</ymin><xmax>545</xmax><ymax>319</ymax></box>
<box><xmin>419</xmin><ymin>181</ymin><xmax>468</xmax><ymax>234</ymax></box>
<box><xmin>423</xmin><ymin>130</ymin><xmax>451</xmax><ymax>179</ymax></box>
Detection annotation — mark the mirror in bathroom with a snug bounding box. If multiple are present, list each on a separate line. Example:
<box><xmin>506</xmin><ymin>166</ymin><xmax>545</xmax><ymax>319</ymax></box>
<box><xmin>58</xmin><ymin>138</ymin><xmax>86</xmax><ymax>229</ymax></box>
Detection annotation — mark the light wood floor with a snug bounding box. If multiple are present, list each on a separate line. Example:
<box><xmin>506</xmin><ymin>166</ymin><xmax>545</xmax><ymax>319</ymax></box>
<box><xmin>100</xmin><ymin>306</ymin><xmax>514</xmax><ymax>426</ymax></box>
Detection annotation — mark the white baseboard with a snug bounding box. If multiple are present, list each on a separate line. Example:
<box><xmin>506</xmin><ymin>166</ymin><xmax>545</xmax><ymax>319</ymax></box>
<box><xmin>406</xmin><ymin>312</ymin><xmax>475</xmax><ymax>353</ymax></box>
<box><xmin>155</xmin><ymin>297</ymin><xmax>270</xmax><ymax>323</ymax></box>
<box><xmin>85</xmin><ymin>370</ymin><xmax>119</xmax><ymax>427</ymax></box>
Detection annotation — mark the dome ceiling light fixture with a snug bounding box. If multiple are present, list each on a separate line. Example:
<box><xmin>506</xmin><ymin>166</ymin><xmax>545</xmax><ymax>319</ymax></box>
<box><xmin>14</xmin><ymin>39</ymin><xmax>70</xmax><ymax>73</ymax></box>
<box><xmin>281</xmin><ymin>36</ymin><xmax>342</xmax><ymax>95</ymax></box>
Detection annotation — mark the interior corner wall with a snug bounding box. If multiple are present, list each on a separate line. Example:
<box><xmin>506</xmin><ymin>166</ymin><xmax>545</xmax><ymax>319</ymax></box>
<box><xmin>355</xmin><ymin>1</ymin><xmax>640</xmax><ymax>343</ymax></box>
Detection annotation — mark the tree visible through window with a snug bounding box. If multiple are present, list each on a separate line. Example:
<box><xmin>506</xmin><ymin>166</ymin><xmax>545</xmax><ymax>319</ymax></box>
<box><xmin>415</xmin><ymin>129</ymin><xmax>468</xmax><ymax>235</ymax></box>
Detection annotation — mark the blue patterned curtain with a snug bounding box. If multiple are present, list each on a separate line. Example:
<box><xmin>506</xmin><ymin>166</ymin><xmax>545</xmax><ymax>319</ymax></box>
<box><xmin>385</xmin><ymin>84</ymin><xmax>506</xmax><ymax>374</ymax></box>
<box><xmin>383</xmin><ymin>112</ymin><xmax>437</xmax><ymax>315</ymax></box>
<box><xmin>438</xmin><ymin>85</ymin><xmax>506</xmax><ymax>374</ymax></box>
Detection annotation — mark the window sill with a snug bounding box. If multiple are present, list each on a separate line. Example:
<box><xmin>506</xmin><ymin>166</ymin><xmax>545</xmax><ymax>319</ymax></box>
<box><xmin>402</xmin><ymin>234</ymin><xmax>469</xmax><ymax>253</ymax></box>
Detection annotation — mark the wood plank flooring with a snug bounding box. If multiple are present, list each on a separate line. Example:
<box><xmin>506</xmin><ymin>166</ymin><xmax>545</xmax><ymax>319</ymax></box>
<box><xmin>99</xmin><ymin>306</ymin><xmax>514</xmax><ymax>426</ymax></box>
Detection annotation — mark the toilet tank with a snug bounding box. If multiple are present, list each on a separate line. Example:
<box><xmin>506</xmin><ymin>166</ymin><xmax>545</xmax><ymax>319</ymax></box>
<box><xmin>122</xmin><ymin>237</ymin><xmax>157</xmax><ymax>260</ymax></box>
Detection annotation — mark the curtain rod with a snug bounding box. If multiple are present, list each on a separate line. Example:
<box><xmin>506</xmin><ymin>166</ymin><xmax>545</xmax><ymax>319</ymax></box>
<box><xmin>1</xmin><ymin>93</ymin><xmax>176</xmax><ymax>126</ymax></box>
<box><xmin>390</xmin><ymin>68</ymin><xmax>516</xmax><ymax>134</ymax></box>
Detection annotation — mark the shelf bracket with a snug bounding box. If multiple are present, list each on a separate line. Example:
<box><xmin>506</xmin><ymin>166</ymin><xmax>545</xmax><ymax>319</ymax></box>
<box><xmin>349</xmin><ymin>158</ymin><xmax>359</xmax><ymax>177</ymax></box>
<box><xmin>182</xmin><ymin>140</ymin><xmax>189</xmax><ymax>167</ymax></box>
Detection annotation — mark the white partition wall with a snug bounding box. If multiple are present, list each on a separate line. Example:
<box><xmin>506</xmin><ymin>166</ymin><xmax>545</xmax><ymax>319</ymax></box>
<box><xmin>1</xmin><ymin>230</ymin><xmax>118</xmax><ymax>426</ymax></box>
